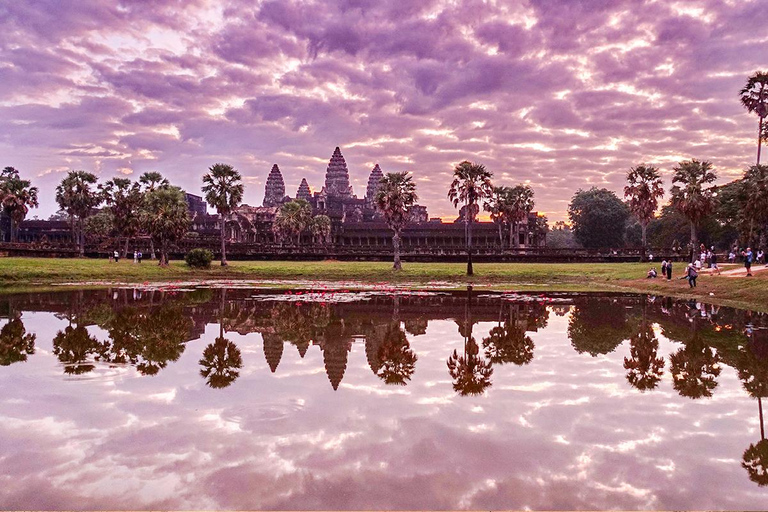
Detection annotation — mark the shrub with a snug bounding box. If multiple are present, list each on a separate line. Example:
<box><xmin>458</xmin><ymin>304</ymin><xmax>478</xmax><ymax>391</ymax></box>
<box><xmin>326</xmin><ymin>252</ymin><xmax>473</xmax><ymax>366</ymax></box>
<box><xmin>185</xmin><ymin>248</ymin><xmax>213</xmax><ymax>269</ymax></box>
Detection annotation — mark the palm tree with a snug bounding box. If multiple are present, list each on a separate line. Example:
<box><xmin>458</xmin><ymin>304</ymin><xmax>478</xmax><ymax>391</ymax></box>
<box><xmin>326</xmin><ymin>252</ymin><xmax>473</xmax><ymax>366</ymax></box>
<box><xmin>742</xmin><ymin>165</ymin><xmax>768</xmax><ymax>246</ymax></box>
<box><xmin>273</xmin><ymin>199</ymin><xmax>312</xmax><ymax>245</ymax></box>
<box><xmin>0</xmin><ymin>313</ymin><xmax>36</xmax><ymax>366</ymax></box>
<box><xmin>101</xmin><ymin>178</ymin><xmax>141</xmax><ymax>258</ymax></box>
<box><xmin>448</xmin><ymin>161</ymin><xmax>493</xmax><ymax>276</ymax></box>
<box><xmin>202</xmin><ymin>163</ymin><xmax>244</xmax><ymax>266</ymax></box>
<box><xmin>138</xmin><ymin>172</ymin><xmax>169</xmax><ymax>259</ymax></box>
<box><xmin>740</xmin><ymin>72</ymin><xmax>768</xmax><ymax>165</ymax></box>
<box><xmin>55</xmin><ymin>170</ymin><xmax>101</xmax><ymax>256</ymax></box>
<box><xmin>0</xmin><ymin>167</ymin><xmax>39</xmax><ymax>243</ymax></box>
<box><xmin>446</xmin><ymin>288</ymin><xmax>493</xmax><ymax>395</ymax></box>
<box><xmin>310</xmin><ymin>214</ymin><xmax>332</xmax><ymax>246</ymax></box>
<box><xmin>484</xmin><ymin>186</ymin><xmax>509</xmax><ymax>247</ymax></box>
<box><xmin>507</xmin><ymin>184</ymin><xmax>535</xmax><ymax>248</ymax></box>
<box><xmin>624</xmin><ymin>164</ymin><xmax>664</xmax><ymax>256</ymax></box>
<box><xmin>374</xmin><ymin>171</ymin><xmax>418</xmax><ymax>270</ymax></box>
<box><xmin>670</xmin><ymin>159</ymin><xmax>717</xmax><ymax>262</ymax></box>
<box><xmin>141</xmin><ymin>186</ymin><xmax>190</xmax><ymax>266</ymax></box>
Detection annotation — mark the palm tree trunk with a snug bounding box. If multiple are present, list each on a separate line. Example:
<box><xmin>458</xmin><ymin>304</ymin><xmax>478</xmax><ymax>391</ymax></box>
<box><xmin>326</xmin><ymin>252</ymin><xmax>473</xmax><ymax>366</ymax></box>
<box><xmin>123</xmin><ymin>237</ymin><xmax>129</xmax><ymax>259</ymax></box>
<box><xmin>9</xmin><ymin>217</ymin><xmax>15</xmax><ymax>243</ymax></box>
<box><xmin>758</xmin><ymin>117</ymin><xmax>764</xmax><ymax>166</ymax></box>
<box><xmin>467</xmin><ymin>209</ymin><xmax>474</xmax><ymax>276</ymax></box>
<box><xmin>690</xmin><ymin>221</ymin><xmax>697</xmax><ymax>264</ymax></box>
<box><xmin>641</xmin><ymin>222</ymin><xmax>648</xmax><ymax>262</ymax></box>
<box><xmin>78</xmin><ymin>218</ymin><xmax>85</xmax><ymax>257</ymax></box>
<box><xmin>759</xmin><ymin>396</ymin><xmax>765</xmax><ymax>441</ymax></box>
<box><xmin>392</xmin><ymin>232</ymin><xmax>402</xmax><ymax>270</ymax></box>
<box><xmin>498</xmin><ymin>223</ymin><xmax>503</xmax><ymax>248</ymax></box>
<box><xmin>150</xmin><ymin>239</ymin><xmax>156</xmax><ymax>260</ymax></box>
<box><xmin>220</xmin><ymin>214</ymin><xmax>227</xmax><ymax>266</ymax></box>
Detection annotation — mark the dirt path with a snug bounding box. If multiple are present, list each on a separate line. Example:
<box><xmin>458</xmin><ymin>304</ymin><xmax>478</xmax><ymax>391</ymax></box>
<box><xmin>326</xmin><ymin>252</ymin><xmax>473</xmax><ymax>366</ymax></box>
<box><xmin>704</xmin><ymin>264</ymin><xmax>768</xmax><ymax>277</ymax></box>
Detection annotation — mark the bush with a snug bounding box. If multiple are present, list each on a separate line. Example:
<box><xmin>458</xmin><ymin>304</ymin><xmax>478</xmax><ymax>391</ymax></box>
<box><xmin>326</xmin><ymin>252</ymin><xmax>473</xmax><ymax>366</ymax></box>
<box><xmin>185</xmin><ymin>248</ymin><xmax>213</xmax><ymax>269</ymax></box>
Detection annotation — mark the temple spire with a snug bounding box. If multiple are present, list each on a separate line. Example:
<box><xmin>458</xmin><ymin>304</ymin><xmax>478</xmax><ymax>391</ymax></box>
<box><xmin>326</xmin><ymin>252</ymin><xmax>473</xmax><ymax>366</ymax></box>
<box><xmin>366</xmin><ymin>164</ymin><xmax>384</xmax><ymax>204</ymax></box>
<box><xmin>263</xmin><ymin>164</ymin><xmax>285</xmax><ymax>207</ymax></box>
<box><xmin>296</xmin><ymin>178</ymin><xmax>311</xmax><ymax>201</ymax></box>
<box><xmin>323</xmin><ymin>147</ymin><xmax>353</xmax><ymax>197</ymax></box>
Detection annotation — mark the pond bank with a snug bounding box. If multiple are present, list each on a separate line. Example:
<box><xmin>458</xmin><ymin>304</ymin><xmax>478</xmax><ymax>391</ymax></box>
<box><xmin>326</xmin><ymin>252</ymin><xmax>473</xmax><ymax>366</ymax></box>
<box><xmin>0</xmin><ymin>257</ymin><xmax>766</xmax><ymax>312</ymax></box>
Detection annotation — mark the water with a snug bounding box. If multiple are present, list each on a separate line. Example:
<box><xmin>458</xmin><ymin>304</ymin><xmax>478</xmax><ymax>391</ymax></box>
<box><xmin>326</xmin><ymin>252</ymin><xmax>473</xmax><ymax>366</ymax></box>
<box><xmin>0</xmin><ymin>287</ymin><xmax>767</xmax><ymax>510</ymax></box>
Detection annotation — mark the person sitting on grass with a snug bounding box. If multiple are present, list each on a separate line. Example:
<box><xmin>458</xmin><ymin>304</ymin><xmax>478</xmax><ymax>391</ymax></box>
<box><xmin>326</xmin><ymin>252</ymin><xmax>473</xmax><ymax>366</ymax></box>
<box><xmin>647</xmin><ymin>268</ymin><xmax>658</xmax><ymax>279</ymax></box>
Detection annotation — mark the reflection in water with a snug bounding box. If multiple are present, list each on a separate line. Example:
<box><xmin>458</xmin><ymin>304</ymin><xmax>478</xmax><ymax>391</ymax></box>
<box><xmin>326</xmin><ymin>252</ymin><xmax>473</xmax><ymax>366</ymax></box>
<box><xmin>3</xmin><ymin>288</ymin><xmax>768</xmax><ymax>507</ymax></box>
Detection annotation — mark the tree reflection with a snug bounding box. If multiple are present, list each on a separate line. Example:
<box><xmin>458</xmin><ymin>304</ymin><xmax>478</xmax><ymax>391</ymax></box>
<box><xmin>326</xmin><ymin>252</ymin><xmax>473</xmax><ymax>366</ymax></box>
<box><xmin>52</xmin><ymin>324</ymin><xmax>106</xmax><ymax>375</ymax></box>
<box><xmin>482</xmin><ymin>303</ymin><xmax>535</xmax><ymax>366</ymax></box>
<box><xmin>624</xmin><ymin>299</ymin><xmax>665</xmax><ymax>391</ymax></box>
<box><xmin>668</xmin><ymin>317</ymin><xmax>721</xmax><ymax>399</ymax></box>
<box><xmin>569</xmin><ymin>298</ymin><xmax>631</xmax><ymax>356</ymax></box>
<box><xmin>199</xmin><ymin>337</ymin><xmax>243</xmax><ymax>389</ymax></box>
<box><xmin>742</xmin><ymin>438</ymin><xmax>768</xmax><ymax>487</ymax></box>
<box><xmin>375</xmin><ymin>322</ymin><xmax>417</xmax><ymax>385</ymax></box>
<box><xmin>736</xmin><ymin>327</ymin><xmax>768</xmax><ymax>486</ymax></box>
<box><xmin>447</xmin><ymin>288</ymin><xmax>493</xmax><ymax>396</ymax></box>
<box><xmin>0</xmin><ymin>314</ymin><xmax>36</xmax><ymax>366</ymax></box>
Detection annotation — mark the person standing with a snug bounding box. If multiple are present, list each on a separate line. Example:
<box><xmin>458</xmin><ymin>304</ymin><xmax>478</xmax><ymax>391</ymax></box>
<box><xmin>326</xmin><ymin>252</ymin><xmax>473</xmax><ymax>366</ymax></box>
<box><xmin>133</xmin><ymin>249</ymin><xmax>138</xmax><ymax>264</ymax></box>
<box><xmin>685</xmin><ymin>263</ymin><xmax>698</xmax><ymax>288</ymax></box>
<box><xmin>742</xmin><ymin>247</ymin><xmax>754</xmax><ymax>276</ymax></box>
<box><xmin>137</xmin><ymin>250</ymin><xmax>143</xmax><ymax>264</ymax></box>
<box><xmin>666</xmin><ymin>260</ymin><xmax>672</xmax><ymax>280</ymax></box>
<box><xmin>710</xmin><ymin>248</ymin><xmax>721</xmax><ymax>275</ymax></box>
<box><xmin>113</xmin><ymin>249</ymin><xmax>120</xmax><ymax>263</ymax></box>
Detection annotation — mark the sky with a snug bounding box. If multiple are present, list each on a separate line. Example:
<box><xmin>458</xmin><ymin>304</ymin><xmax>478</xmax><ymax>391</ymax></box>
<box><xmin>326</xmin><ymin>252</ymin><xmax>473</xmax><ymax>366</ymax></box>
<box><xmin>1</xmin><ymin>0</ymin><xmax>766</xmax><ymax>222</ymax></box>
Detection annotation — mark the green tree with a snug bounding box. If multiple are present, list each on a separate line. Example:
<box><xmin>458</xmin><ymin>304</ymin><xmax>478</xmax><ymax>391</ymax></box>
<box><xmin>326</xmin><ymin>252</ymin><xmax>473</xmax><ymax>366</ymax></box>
<box><xmin>447</xmin><ymin>291</ymin><xmax>493</xmax><ymax>395</ymax></box>
<box><xmin>139</xmin><ymin>172</ymin><xmax>170</xmax><ymax>259</ymax></box>
<box><xmin>569</xmin><ymin>298</ymin><xmax>632</xmax><ymax>356</ymax></box>
<box><xmin>309</xmin><ymin>214</ymin><xmax>332</xmax><ymax>245</ymax></box>
<box><xmin>0</xmin><ymin>167</ymin><xmax>39</xmax><ymax>242</ymax></box>
<box><xmin>202</xmin><ymin>163</ymin><xmax>244</xmax><ymax>266</ymax></box>
<box><xmin>52</xmin><ymin>324</ymin><xmax>107</xmax><ymax>375</ymax></box>
<box><xmin>55</xmin><ymin>170</ymin><xmax>101</xmax><ymax>256</ymax></box>
<box><xmin>375</xmin><ymin>322</ymin><xmax>418</xmax><ymax>385</ymax></box>
<box><xmin>141</xmin><ymin>186</ymin><xmax>190</xmax><ymax>266</ymax></box>
<box><xmin>624</xmin><ymin>302</ymin><xmax>665</xmax><ymax>391</ymax></box>
<box><xmin>670</xmin><ymin>159</ymin><xmax>717</xmax><ymax>262</ymax></box>
<box><xmin>200</xmin><ymin>337</ymin><xmax>243</xmax><ymax>388</ymax></box>
<box><xmin>506</xmin><ymin>184</ymin><xmax>535</xmax><ymax>248</ymax></box>
<box><xmin>83</xmin><ymin>211</ymin><xmax>115</xmax><ymax>241</ymax></box>
<box><xmin>484</xmin><ymin>186</ymin><xmax>509</xmax><ymax>246</ymax></box>
<box><xmin>624</xmin><ymin>164</ymin><xmax>664</xmax><ymax>253</ymax></box>
<box><xmin>741</xmin><ymin>165</ymin><xmax>768</xmax><ymax>247</ymax></box>
<box><xmin>740</xmin><ymin>71</ymin><xmax>768</xmax><ymax>165</ymax></box>
<box><xmin>448</xmin><ymin>161</ymin><xmax>493</xmax><ymax>275</ymax></box>
<box><xmin>273</xmin><ymin>199</ymin><xmax>312</xmax><ymax>245</ymax></box>
<box><xmin>568</xmin><ymin>187</ymin><xmax>630</xmax><ymax>249</ymax></box>
<box><xmin>101</xmin><ymin>178</ymin><xmax>142</xmax><ymax>257</ymax></box>
<box><xmin>374</xmin><ymin>171</ymin><xmax>418</xmax><ymax>270</ymax></box>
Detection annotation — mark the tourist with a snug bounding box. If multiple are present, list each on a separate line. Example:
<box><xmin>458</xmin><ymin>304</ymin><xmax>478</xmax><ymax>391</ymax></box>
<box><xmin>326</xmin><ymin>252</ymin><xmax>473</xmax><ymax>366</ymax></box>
<box><xmin>694</xmin><ymin>258</ymin><xmax>702</xmax><ymax>271</ymax></box>
<box><xmin>728</xmin><ymin>250</ymin><xmax>736</xmax><ymax>264</ymax></box>
<box><xmin>710</xmin><ymin>248</ymin><xmax>721</xmax><ymax>275</ymax></box>
<box><xmin>661</xmin><ymin>259</ymin><xmax>668</xmax><ymax>277</ymax></box>
<box><xmin>113</xmin><ymin>250</ymin><xmax>120</xmax><ymax>263</ymax></box>
<box><xmin>133</xmin><ymin>250</ymin><xmax>138</xmax><ymax>264</ymax></box>
<box><xmin>137</xmin><ymin>250</ymin><xmax>143</xmax><ymax>263</ymax></box>
<box><xmin>742</xmin><ymin>247</ymin><xmax>754</xmax><ymax>276</ymax></box>
<box><xmin>647</xmin><ymin>267</ymin><xmax>658</xmax><ymax>278</ymax></box>
<box><xmin>683</xmin><ymin>263</ymin><xmax>698</xmax><ymax>288</ymax></box>
<box><xmin>666</xmin><ymin>260</ymin><xmax>672</xmax><ymax>280</ymax></box>
<box><xmin>758</xmin><ymin>249</ymin><xmax>765</xmax><ymax>264</ymax></box>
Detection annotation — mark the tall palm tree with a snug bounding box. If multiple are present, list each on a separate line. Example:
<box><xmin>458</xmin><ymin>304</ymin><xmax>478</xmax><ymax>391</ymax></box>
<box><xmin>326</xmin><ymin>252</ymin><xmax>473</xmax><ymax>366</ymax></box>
<box><xmin>309</xmin><ymin>214</ymin><xmax>332</xmax><ymax>246</ymax></box>
<box><xmin>740</xmin><ymin>71</ymin><xmax>768</xmax><ymax>165</ymax></box>
<box><xmin>374</xmin><ymin>171</ymin><xmax>418</xmax><ymax>270</ymax></box>
<box><xmin>742</xmin><ymin>165</ymin><xmax>768</xmax><ymax>246</ymax></box>
<box><xmin>202</xmin><ymin>163</ymin><xmax>244</xmax><ymax>266</ymax></box>
<box><xmin>55</xmin><ymin>170</ymin><xmax>101</xmax><ymax>256</ymax></box>
<box><xmin>138</xmin><ymin>172</ymin><xmax>169</xmax><ymax>259</ymax></box>
<box><xmin>670</xmin><ymin>159</ymin><xmax>717</xmax><ymax>262</ymax></box>
<box><xmin>484</xmin><ymin>186</ymin><xmax>509</xmax><ymax>247</ymax></box>
<box><xmin>101</xmin><ymin>178</ymin><xmax>141</xmax><ymax>258</ymax></box>
<box><xmin>624</xmin><ymin>164</ymin><xmax>664</xmax><ymax>255</ymax></box>
<box><xmin>507</xmin><ymin>184</ymin><xmax>535</xmax><ymax>248</ymax></box>
<box><xmin>0</xmin><ymin>167</ymin><xmax>39</xmax><ymax>243</ymax></box>
<box><xmin>448</xmin><ymin>161</ymin><xmax>493</xmax><ymax>276</ymax></box>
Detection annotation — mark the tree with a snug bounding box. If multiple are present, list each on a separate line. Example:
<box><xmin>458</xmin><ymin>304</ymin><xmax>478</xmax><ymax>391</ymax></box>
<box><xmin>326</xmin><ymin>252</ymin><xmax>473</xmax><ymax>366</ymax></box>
<box><xmin>374</xmin><ymin>171</ymin><xmax>418</xmax><ymax>270</ymax></box>
<box><xmin>506</xmin><ymin>184</ymin><xmax>535</xmax><ymax>248</ymax></box>
<box><xmin>310</xmin><ymin>214</ymin><xmax>332</xmax><ymax>245</ymax></box>
<box><xmin>448</xmin><ymin>161</ymin><xmax>493</xmax><ymax>275</ymax></box>
<box><xmin>0</xmin><ymin>167</ymin><xmax>39</xmax><ymax>242</ymax></box>
<box><xmin>141</xmin><ymin>186</ymin><xmax>190</xmax><ymax>266</ymax></box>
<box><xmin>84</xmin><ymin>211</ymin><xmax>115</xmax><ymax>241</ymax></box>
<box><xmin>139</xmin><ymin>171</ymin><xmax>170</xmax><ymax>259</ymax></box>
<box><xmin>741</xmin><ymin>165</ymin><xmax>768</xmax><ymax>247</ymax></box>
<box><xmin>740</xmin><ymin>72</ymin><xmax>768</xmax><ymax>165</ymax></box>
<box><xmin>568</xmin><ymin>187</ymin><xmax>630</xmax><ymax>249</ymax></box>
<box><xmin>484</xmin><ymin>186</ymin><xmax>508</xmax><ymax>246</ymax></box>
<box><xmin>446</xmin><ymin>289</ymin><xmax>493</xmax><ymax>395</ymax></box>
<box><xmin>623</xmin><ymin>301</ymin><xmax>665</xmax><ymax>392</ymax></box>
<box><xmin>55</xmin><ymin>170</ymin><xmax>101</xmax><ymax>256</ymax></box>
<box><xmin>375</xmin><ymin>322</ymin><xmax>418</xmax><ymax>385</ymax></box>
<box><xmin>670</xmin><ymin>159</ymin><xmax>717</xmax><ymax>262</ymax></box>
<box><xmin>202</xmin><ymin>163</ymin><xmax>244</xmax><ymax>266</ymax></box>
<box><xmin>569</xmin><ymin>297</ymin><xmax>631</xmax><ymax>356</ymax></box>
<box><xmin>624</xmin><ymin>164</ymin><xmax>664</xmax><ymax>254</ymax></box>
<box><xmin>101</xmin><ymin>178</ymin><xmax>142</xmax><ymax>257</ymax></box>
<box><xmin>200</xmin><ymin>337</ymin><xmax>243</xmax><ymax>388</ymax></box>
<box><xmin>273</xmin><ymin>199</ymin><xmax>312</xmax><ymax>245</ymax></box>
<box><xmin>0</xmin><ymin>314</ymin><xmax>36</xmax><ymax>366</ymax></box>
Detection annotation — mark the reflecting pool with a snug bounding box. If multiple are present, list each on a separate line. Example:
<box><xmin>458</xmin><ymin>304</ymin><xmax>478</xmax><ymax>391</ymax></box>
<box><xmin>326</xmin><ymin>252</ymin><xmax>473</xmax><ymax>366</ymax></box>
<box><xmin>1</xmin><ymin>287</ymin><xmax>767</xmax><ymax>509</ymax></box>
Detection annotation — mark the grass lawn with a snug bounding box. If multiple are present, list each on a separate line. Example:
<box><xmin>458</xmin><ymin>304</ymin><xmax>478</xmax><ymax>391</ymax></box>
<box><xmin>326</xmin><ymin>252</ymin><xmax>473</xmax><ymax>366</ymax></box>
<box><xmin>0</xmin><ymin>257</ymin><xmax>766</xmax><ymax>312</ymax></box>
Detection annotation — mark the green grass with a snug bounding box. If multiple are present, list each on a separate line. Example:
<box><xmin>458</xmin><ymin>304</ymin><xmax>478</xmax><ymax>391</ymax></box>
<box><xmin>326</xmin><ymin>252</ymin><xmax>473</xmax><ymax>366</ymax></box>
<box><xmin>0</xmin><ymin>257</ymin><xmax>766</xmax><ymax>312</ymax></box>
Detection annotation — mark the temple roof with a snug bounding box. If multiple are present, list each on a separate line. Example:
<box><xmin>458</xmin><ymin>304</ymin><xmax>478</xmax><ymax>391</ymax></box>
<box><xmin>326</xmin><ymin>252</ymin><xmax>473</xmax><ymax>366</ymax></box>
<box><xmin>323</xmin><ymin>147</ymin><xmax>353</xmax><ymax>198</ymax></box>
<box><xmin>366</xmin><ymin>164</ymin><xmax>384</xmax><ymax>203</ymax></box>
<box><xmin>296</xmin><ymin>178</ymin><xmax>311</xmax><ymax>201</ymax></box>
<box><xmin>263</xmin><ymin>164</ymin><xmax>285</xmax><ymax>207</ymax></box>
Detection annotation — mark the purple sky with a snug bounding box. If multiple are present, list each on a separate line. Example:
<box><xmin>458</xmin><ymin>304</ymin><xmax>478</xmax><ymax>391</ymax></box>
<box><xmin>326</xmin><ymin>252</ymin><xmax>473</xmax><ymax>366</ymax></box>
<box><xmin>1</xmin><ymin>0</ymin><xmax>766</xmax><ymax>221</ymax></box>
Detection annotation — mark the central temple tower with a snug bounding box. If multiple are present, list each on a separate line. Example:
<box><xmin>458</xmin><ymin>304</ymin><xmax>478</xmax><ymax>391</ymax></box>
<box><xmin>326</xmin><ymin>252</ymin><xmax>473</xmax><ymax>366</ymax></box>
<box><xmin>322</xmin><ymin>147</ymin><xmax>353</xmax><ymax>198</ymax></box>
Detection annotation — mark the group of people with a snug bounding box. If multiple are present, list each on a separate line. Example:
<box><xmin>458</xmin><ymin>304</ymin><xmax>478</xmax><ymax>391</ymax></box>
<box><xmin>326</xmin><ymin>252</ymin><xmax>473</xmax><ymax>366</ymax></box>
<box><xmin>110</xmin><ymin>249</ymin><xmax>143</xmax><ymax>263</ymax></box>
<box><xmin>648</xmin><ymin>243</ymin><xmax>765</xmax><ymax>283</ymax></box>
<box><xmin>647</xmin><ymin>259</ymin><xmax>698</xmax><ymax>287</ymax></box>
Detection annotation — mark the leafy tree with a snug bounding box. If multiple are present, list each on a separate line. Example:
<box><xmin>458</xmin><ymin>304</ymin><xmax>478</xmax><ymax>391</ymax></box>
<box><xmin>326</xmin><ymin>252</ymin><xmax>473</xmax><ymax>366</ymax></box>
<box><xmin>375</xmin><ymin>322</ymin><xmax>417</xmax><ymax>385</ymax></box>
<box><xmin>273</xmin><ymin>199</ymin><xmax>312</xmax><ymax>245</ymax></box>
<box><xmin>624</xmin><ymin>164</ymin><xmax>664</xmax><ymax>252</ymax></box>
<box><xmin>670</xmin><ymin>159</ymin><xmax>717</xmax><ymax>261</ymax></box>
<box><xmin>83</xmin><ymin>211</ymin><xmax>115</xmax><ymax>241</ymax></box>
<box><xmin>743</xmin><ymin>439</ymin><xmax>768</xmax><ymax>487</ymax></box>
<box><xmin>0</xmin><ymin>314</ymin><xmax>36</xmax><ymax>366</ymax></box>
<box><xmin>506</xmin><ymin>184</ymin><xmax>535</xmax><ymax>248</ymax></box>
<box><xmin>200</xmin><ymin>337</ymin><xmax>243</xmax><ymax>388</ymax></box>
<box><xmin>55</xmin><ymin>170</ymin><xmax>101</xmax><ymax>256</ymax></box>
<box><xmin>741</xmin><ymin>165</ymin><xmax>768</xmax><ymax>247</ymax></box>
<box><xmin>141</xmin><ymin>186</ymin><xmax>190</xmax><ymax>266</ymax></box>
<box><xmin>569</xmin><ymin>298</ymin><xmax>631</xmax><ymax>356</ymax></box>
<box><xmin>547</xmin><ymin>221</ymin><xmax>580</xmax><ymax>249</ymax></box>
<box><xmin>668</xmin><ymin>318</ymin><xmax>721</xmax><ymax>400</ymax></box>
<box><xmin>448</xmin><ymin>161</ymin><xmax>493</xmax><ymax>275</ymax></box>
<box><xmin>139</xmin><ymin>172</ymin><xmax>170</xmax><ymax>259</ymax></box>
<box><xmin>740</xmin><ymin>71</ymin><xmax>768</xmax><ymax>165</ymax></box>
<box><xmin>624</xmin><ymin>305</ymin><xmax>665</xmax><ymax>391</ymax></box>
<box><xmin>309</xmin><ymin>214</ymin><xmax>332</xmax><ymax>245</ymax></box>
<box><xmin>568</xmin><ymin>187</ymin><xmax>630</xmax><ymax>249</ymax></box>
<box><xmin>482</xmin><ymin>323</ymin><xmax>534</xmax><ymax>366</ymax></box>
<box><xmin>202</xmin><ymin>163</ymin><xmax>244</xmax><ymax>266</ymax></box>
<box><xmin>101</xmin><ymin>178</ymin><xmax>142</xmax><ymax>257</ymax></box>
<box><xmin>447</xmin><ymin>292</ymin><xmax>493</xmax><ymax>395</ymax></box>
<box><xmin>52</xmin><ymin>324</ymin><xmax>107</xmax><ymax>375</ymax></box>
<box><xmin>374</xmin><ymin>171</ymin><xmax>418</xmax><ymax>270</ymax></box>
<box><xmin>0</xmin><ymin>167</ymin><xmax>39</xmax><ymax>242</ymax></box>
<box><xmin>484</xmin><ymin>186</ymin><xmax>508</xmax><ymax>246</ymax></box>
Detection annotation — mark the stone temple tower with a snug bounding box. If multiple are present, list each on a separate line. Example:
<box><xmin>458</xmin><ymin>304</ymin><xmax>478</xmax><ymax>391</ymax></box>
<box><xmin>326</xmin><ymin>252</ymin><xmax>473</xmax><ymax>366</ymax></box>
<box><xmin>296</xmin><ymin>178</ymin><xmax>312</xmax><ymax>201</ymax></box>
<box><xmin>322</xmin><ymin>147</ymin><xmax>353</xmax><ymax>197</ymax></box>
<box><xmin>365</xmin><ymin>164</ymin><xmax>384</xmax><ymax>204</ymax></box>
<box><xmin>263</xmin><ymin>164</ymin><xmax>285</xmax><ymax>207</ymax></box>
